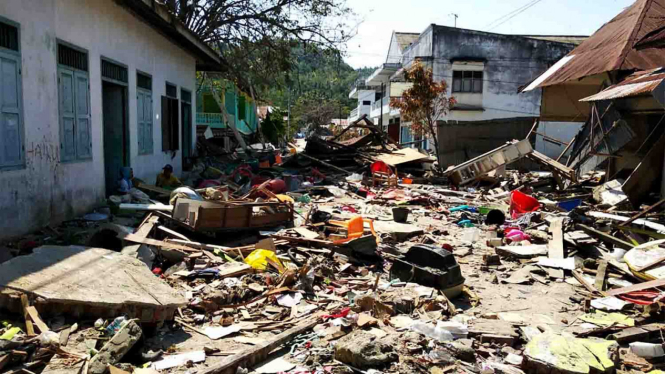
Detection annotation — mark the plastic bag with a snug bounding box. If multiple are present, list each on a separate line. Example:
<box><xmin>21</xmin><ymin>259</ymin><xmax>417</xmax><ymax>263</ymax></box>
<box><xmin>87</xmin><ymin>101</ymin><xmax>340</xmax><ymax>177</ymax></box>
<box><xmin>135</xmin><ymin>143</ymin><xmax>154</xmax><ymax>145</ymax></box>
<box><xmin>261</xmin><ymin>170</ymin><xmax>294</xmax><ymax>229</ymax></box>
<box><xmin>244</xmin><ymin>249</ymin><xmax>283</xmax><ymax>271</ymax></box>
<box><xmin>346</xmin><ymin>173</ymin><xmax>363</xmax><ymax>183</ymax></box>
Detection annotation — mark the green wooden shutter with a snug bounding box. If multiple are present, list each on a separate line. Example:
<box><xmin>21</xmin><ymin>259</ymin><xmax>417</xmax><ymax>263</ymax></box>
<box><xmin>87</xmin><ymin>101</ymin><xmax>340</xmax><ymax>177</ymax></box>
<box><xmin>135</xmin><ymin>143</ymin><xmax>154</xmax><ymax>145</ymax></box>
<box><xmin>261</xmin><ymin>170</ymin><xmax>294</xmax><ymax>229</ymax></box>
<box><xmin>145</xmin><ymin>94</ymin><xmax>153</xmax><ymax>154</ymax></box>
<box><xmin>0</xmin><ymin>52</ymin><xmax>23</xmax><ymax>167</ymax></box>
<box><xmin>59</xmin><ymin>68</ymin><xmax>76</xmax><ymax>161</ymax></box>
<box><xmin>161</xmin><ymin>96</ymin><xmax>170</xmax><ymax>151</ymax></box>
<box><xmin>74</xmin><ymin>71</ymin><xmax>91</xmax><ymax>159</ymax></box>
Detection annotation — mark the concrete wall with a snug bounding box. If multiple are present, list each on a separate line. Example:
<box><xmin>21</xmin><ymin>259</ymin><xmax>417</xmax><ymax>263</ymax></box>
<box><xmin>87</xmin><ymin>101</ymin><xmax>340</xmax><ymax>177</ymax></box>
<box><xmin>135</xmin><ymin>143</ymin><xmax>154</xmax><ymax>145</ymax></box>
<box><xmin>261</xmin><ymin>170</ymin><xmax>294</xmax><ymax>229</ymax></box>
<box><xmin>0</xmin><ymin>0</ymin><xmax>197</xmax><ymax>239</ymax></box>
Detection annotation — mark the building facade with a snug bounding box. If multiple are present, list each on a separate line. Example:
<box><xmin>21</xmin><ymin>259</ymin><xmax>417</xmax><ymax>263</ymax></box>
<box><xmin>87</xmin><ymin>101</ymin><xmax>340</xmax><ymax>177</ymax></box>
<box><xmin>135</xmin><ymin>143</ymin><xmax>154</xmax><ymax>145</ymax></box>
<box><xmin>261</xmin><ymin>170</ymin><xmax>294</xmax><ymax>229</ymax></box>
<box><xmin>0</xmin><ymin>0</ymin><xmax>221</xmax><ymax>239</ymax></box>
<box><xmin>196</xmin><ymin>80</ymin><xmax>258</xmax><ymax>136</ymax></box>
<box><xmin>348</xmin><ymin>26</ymin><xmax>584</xmax><ymax>166</ymax></box>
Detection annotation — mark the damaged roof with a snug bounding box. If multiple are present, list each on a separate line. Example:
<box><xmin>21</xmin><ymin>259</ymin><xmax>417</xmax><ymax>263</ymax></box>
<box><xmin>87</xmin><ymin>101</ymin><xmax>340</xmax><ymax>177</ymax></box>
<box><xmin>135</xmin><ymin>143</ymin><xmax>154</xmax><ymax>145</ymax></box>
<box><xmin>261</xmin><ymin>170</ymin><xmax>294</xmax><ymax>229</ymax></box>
<box><xmin>394</xmin><ymin>32</ymin><xmax>420</xmax><ymax>52</ymax></box>
<box><xmin>580</xmin><ymin>68</ymin><xmax>665</xmax><ymax>101</ymax></box>
<box><xmin>524</xmin><ymin>0</ymin><xmax>665</xmax><ymax>89</ymax></box>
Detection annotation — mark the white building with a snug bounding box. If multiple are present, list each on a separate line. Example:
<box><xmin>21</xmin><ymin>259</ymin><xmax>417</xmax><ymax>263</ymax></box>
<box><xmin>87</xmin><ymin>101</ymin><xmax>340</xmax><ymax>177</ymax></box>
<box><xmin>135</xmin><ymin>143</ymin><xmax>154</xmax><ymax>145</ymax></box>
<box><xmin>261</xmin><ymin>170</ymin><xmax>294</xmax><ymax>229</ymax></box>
<box><xmin>348</xmin><ymin>27</ymin><xmax>585</xmax><ymax>166</ymax></box>
<box><xmin>0</xmin><ymin>0</ymin><xmax>222</xmax><ymax>239</ymax></box>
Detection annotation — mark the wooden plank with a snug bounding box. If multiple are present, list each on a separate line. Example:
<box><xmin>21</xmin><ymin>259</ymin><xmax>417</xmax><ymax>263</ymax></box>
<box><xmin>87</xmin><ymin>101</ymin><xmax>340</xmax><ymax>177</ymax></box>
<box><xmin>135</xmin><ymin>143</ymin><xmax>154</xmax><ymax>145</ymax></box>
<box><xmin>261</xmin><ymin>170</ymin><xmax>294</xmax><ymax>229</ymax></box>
<box><xmin>572</xmin><ymin>270</ymin><xmax>607</xmax><ymax>297</ymax></box>
<box><xmin>0</xmin><ymin>354</ymin><xmax>9</xmax><ymax>372</ymax></box>
<box><xmin>623</xmin><ymin>198</ymin><xmax>665</xmax><ymax>226</ymax></box>
<box><xmin>577</xmin><ymin>224</ymin><xmax>634</xmax><ymax>250</ymax></box>
<box><xmin>594</xmin><ymin>260</ymin><xmax>608</xmax><ymax>292</ymax></box>
<box><xmin>20</xmin><ymin>294</ymin><xmax>35</xmax><ymax>336</ymax></box>
<box><xmin>124</xmin><ymin>234</ymin><xmax>199</xmax><ymax>253</ymax></box>
<box><xmin>298</xmin><ymin>153</ymin><xmax>352</xmax><ymax>175</ymax></box>
<box><xmin>25</xmin><ymin>306</ymin><xmax>49</xmax><ymax>333</ymax></box>
<box><xmin>197</xmin><ymin>317</ymin><xmax>321</xmax><ymax>374</ymax></box>
<box><xmin>548</xmin><ymin>218</ymin><xmax>564</xmax><ymax>259</ymax></box>
<box><xmin>606</xmin><ymin>277</ymin><xmax>665</xmax><ymax>296</ymax></box>
<box><xmin>59</xmin><ymin>327</ymin><xmax>70</xmax><ymax>347</ymax></box>
<box><xmin>157</xmin><ymin>226</ymin><xmax>191</xmax><ymax>242</ymax></box>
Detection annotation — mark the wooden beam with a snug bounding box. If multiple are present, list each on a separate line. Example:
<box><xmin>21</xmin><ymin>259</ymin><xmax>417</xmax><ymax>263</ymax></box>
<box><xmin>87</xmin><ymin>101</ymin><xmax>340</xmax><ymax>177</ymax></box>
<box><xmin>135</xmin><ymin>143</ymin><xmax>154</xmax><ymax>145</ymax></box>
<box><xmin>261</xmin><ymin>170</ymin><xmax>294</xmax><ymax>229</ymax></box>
<box><xmin>20</xmin><ymin>295</ymin><xmax>35</xmax><ymax>336</ymax></box>
<box><xmin>606</xmin><ymin>277</ymin><xmax>665</xmax><ymax>296</ymax></box>
<box><xmin>577</xmin><ymin>224</ymin><xmax>635</xmax><ymax>250</ymax></box>
<box><xmin>572</xmin><ymin>270</ymin><xmax>607</xmax><ymax>297</ymax></box>
<box><xmin>623</xmin><ymin>198</ymin><xmax>665</xmax><ymax>226</ymax></box>
<box><xmin>556</xmin><ymin>135</ymin><xmax>576</xmax><ymax>163</ymax></box>
<box><xmin>594</xmin><ymin>260</ymin><xmax>607</xmax><ymax>292</ymax></box>
<box><xmin>548</xmin><ymin>218</ymin><xmax>564</xmax><ymax>259</ymax></box>
<box><xmin>124</xmin><ymin>234</ymin><xmax>199</xmax><ymax>253</ymax></box>
<box><xmin>157</xmin><ymin>225</ymin><xmax>191</xmax><ymax>242</ymax></box>
<box><xmin>298</xmin><ymin>153</ymin><xmax>352</xmax><ymax>175</ymax></box>
<box><xmin>25</xmin><ymin>306</ymin><xmax>49</xmax><ymax>333</ymax></box>
<box><xmin>197</xmin><ymin>317</ymin><xmax>321</xmax><ymax>374</ymax></box>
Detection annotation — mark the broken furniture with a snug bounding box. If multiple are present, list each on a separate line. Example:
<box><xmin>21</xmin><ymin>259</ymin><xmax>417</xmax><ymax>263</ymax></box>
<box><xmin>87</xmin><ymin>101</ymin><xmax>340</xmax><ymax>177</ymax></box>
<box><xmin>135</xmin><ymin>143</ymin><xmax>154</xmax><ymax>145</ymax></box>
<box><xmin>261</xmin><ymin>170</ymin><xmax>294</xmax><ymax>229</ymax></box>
<box><xmin>371</xmin><ymin>161</ymin><xmax>398</xmax><ymax>188</ymax></box>
<box><xmin>329</xmin><ymin>216</ymin><xmax>378</xmax><ymax>244</ymax></box>
<box><xmin>172</xmin><ymin>198</ymin><xmax>293</xmax><ymax>232</ymax></box>
<box><xmin>389</xmin><ymin>244</ymin><xmax>465</xmax><ymax>298</ymax></box>
<box><xmin>445</xmin><ymin>139</ymin><xmax>533</xmax><ymax>186</ymax></box>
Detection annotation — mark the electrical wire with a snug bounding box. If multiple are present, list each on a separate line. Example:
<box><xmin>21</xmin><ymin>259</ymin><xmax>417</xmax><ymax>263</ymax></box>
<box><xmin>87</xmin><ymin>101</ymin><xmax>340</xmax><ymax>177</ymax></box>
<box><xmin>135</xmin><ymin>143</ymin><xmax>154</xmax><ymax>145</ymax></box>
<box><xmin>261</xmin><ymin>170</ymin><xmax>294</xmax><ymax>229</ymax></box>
<box><xmin>488</xmin><ymin>0</ymin><xmax>546</xmax><ymax>31</ymax></box>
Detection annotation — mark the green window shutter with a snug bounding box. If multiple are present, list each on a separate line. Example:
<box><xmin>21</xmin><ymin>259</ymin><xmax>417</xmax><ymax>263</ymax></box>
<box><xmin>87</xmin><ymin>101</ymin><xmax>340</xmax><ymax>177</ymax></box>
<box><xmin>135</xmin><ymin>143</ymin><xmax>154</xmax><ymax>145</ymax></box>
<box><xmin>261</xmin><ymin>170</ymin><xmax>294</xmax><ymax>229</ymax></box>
<box><xmin>59</xmin><ymin>68</ymin><xmax>76</xmax><ymax>161</ymax></box>
<box><xmin>137</xmin><ymin>89</ymin><xmax>153</xmax><ymax>154</ymax></box>
<box><xmin>0</xmin><ymin>52</ymin><xmax>23</xmax><ymax>167</ymax></box>
<box><xmin>74</xmin><ymin>71</ymin><xmax>91</xmax><ymax>159</ymax></box>
<box><xmin>225</xmin><ymin>89</ymin><xmax>235</xmax><ymax>115</ymax></box>
<box><xmin>137</xmin><ymin>91</ymin><xmax>145</xmax><ymax>153</ymax></box>
<box><xmin>237</xmin><ymin>95</ymin><xmax>246</xmax><ymax>121</ymax></box>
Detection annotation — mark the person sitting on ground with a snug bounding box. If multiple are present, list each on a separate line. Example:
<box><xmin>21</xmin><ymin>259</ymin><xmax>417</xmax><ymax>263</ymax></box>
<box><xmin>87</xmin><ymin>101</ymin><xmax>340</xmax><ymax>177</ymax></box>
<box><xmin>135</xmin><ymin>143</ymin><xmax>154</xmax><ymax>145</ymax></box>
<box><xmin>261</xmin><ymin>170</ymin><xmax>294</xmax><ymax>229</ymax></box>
<box><xmin>117</xmin><ymin>167</ymin><xmax>133</xmax><ymax>195</ymax></box>
<box><xmin>156</xmin><ymin>164</ymin><xmax>182</xmax><ymax>189</ymax></box>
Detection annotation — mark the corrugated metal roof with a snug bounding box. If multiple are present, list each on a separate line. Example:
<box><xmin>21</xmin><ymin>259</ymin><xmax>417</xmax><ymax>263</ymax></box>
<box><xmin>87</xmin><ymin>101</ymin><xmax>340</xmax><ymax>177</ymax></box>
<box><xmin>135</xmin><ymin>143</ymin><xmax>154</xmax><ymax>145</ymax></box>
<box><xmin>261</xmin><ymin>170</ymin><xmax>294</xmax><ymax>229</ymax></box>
<box><xmin>579</xmin><ymin>68</ymin><xmax>665</xmax><ymax>101</ymax></box>
<box><xmin>580</xmin><ymin>80</ymin><xmax>662</xmax><ymax>101</ymax></box>
<box><xmin>528</xmin><ymin>0</ymin><xmax>665</xmax><ymax>89</ymax></box>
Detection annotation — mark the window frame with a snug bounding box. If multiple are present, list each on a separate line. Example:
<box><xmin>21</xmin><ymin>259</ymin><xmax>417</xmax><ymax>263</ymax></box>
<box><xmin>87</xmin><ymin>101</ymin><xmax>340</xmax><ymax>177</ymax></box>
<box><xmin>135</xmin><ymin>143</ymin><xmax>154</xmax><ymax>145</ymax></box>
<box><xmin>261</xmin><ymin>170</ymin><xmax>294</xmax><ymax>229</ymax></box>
<box><xmin>452</xmin><ymin>70</ymin><xmax>484</xmax><ymax>93</ymax></box>
<box><xmin>57</xmin><ymin>40</ymin><xmax>92</xmax><ymax>163</ymax></box>
<box><xmin>0</xmin><ymin>16</ymin><xmax>24</xmax><ymax>170</ymax></box>
<box><xmin>165</xmin><ymin>82</ymin><xmax>178</xmax><ymax>99</ymax></box>
<box><xmin>137</xmin><ymin>71</ymin><xmax>153</xmax><ymax>155</ymax></box>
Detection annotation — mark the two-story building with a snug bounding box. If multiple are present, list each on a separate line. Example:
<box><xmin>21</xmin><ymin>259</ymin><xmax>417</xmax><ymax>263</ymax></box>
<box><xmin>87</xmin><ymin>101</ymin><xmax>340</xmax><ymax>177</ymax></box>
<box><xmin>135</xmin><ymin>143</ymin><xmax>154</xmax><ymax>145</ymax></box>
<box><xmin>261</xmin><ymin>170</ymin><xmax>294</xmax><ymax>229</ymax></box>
<box><xmin>0</xmin><ymin>0</ymin><xmax>222</xmax><ymax>239</ymax></box>
<box><xmin>348</xmin><ymin>26</ymin><xmax>585</xmax><ymax>167</ymax></box>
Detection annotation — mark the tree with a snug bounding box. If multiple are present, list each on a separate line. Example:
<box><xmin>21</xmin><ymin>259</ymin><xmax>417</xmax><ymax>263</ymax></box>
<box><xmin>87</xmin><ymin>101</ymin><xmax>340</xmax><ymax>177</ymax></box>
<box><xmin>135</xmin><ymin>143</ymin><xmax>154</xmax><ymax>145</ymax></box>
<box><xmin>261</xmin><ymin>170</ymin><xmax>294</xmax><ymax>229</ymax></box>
<box><xmin>291</xmin><ymin>93</ymin><xmax>339</xmax><ymax>134</ymax></box>
<box><xmin>261</xmin><ymin>110</ymin><xmax>287</xmax><ymax>145</ymax></box>
<box><xmin>165</xmin><ymin>0</ymin><xmax>354</xmax><ymax>93</ymax></box>
<box><xmin>390</xmin><ymin>62</ymin><xmax>456</xmax><ymax>168</ymax></box>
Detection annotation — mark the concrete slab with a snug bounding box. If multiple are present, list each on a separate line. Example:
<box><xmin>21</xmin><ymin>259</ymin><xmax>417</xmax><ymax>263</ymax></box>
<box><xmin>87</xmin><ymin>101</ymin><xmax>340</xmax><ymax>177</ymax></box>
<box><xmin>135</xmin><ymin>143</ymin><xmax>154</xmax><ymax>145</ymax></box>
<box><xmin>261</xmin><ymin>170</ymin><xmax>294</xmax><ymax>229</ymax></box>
<box><xmin>373</xmin><ymin>221</ymin><xmax>424</xmax><ymax>241</ymax></box>
<box><xmin>0</xmin><ymin>246</ymin><xmax>186</xmax><ymax>323</ymax></box>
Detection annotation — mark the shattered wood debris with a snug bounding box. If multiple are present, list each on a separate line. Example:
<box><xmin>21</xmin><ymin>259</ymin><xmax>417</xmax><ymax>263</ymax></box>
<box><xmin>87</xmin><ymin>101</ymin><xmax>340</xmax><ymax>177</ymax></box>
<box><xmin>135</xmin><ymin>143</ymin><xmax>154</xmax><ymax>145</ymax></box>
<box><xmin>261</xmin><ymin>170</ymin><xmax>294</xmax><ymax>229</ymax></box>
<box><xmin>5</xmin><ymin>115</ymin><xmax>665</xmax><ymax>374</ymax></box>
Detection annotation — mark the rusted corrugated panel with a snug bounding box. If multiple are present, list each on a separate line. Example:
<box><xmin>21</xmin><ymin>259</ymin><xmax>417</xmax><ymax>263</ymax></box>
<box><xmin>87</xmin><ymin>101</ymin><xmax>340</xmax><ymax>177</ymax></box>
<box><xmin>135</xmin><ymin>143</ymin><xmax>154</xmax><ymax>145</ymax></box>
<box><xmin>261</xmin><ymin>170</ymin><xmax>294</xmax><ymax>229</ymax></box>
<box><xmin>580</xmin><ymin>79</ymin><xmax>663</xmax><ymax>101</ymax></box>
<box><xmin>531</xmin><ymin>0</ymin><xmax>665</xmax><ymax>89</ymax></box>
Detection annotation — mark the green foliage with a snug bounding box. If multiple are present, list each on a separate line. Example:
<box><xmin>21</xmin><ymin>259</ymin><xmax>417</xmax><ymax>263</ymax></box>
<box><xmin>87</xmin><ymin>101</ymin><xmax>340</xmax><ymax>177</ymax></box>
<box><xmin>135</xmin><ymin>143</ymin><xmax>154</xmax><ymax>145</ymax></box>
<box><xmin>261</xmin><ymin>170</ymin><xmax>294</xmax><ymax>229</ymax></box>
<box><xmin>261</xmin><ymin>110</ymin><xmax>287</xmax><ymax>144</ymax></box>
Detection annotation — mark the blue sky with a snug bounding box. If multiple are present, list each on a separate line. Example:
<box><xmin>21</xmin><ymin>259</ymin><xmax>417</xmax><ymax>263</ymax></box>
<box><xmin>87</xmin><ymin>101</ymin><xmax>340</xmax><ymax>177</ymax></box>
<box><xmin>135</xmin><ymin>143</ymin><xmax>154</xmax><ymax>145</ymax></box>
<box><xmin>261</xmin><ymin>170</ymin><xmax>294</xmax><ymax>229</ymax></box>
<box><xmin>343</xmin><ymin>0</ymin><xmax>635</xmax><ymax>68</ymax></box>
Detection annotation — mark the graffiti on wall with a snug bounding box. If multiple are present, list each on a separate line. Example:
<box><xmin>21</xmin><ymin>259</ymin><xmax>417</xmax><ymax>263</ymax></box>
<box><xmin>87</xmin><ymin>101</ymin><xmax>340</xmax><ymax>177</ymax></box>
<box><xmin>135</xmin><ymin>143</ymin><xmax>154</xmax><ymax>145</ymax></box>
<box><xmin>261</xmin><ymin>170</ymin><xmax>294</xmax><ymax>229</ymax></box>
<box><xmin>25</xmin><ymin>136</ymin><xmax>60</xmax><ymax>163</ymax></box>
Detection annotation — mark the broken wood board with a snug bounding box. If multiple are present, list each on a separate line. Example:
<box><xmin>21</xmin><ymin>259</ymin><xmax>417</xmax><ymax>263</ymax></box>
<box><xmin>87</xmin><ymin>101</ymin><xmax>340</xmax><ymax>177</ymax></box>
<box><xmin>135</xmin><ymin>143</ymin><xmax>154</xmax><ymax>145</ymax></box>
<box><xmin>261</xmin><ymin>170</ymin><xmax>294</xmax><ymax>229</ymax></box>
<box><xmin>468</xmin><ymin>319</ymin><xmax>519</xmax><ymax>338</ymax></box>
<box><xmin>548</xmin><ymin>218</ymin><xmax>564</xmax><ymax>259</ymax></box>
<box><xmin>293</xmin><ymin>227</ymin><xmax>320</xmax><ymax>240</ymax></box>
<box><xmin>587</xmin><ymin>211</ymin><xmax>665</xmax><ymax>234</ymax></box>
<box><xmin>0</xmin><ymin>246</ymin><xmax>186</xmax><ymax>323</ymax></box>
<box><xmin>605</xmin><ymin>277</ymin><xmax>665</xmax><ymax>296</ymax></box>
<box><xmin>594</xmin><ymin>261</ymin><xmax>608</xmax><ymax>292</ymax></box>
<box><xmin>577</xmin><ymin>224</ymin><xmax>635</xmax><ymax>249</ymax></box>
<box><xmin>374</xmin><ymin>148</ymin><xmax>432</xmax><ymax>166</ymax></box>
<box><xmin>496</xmin><ymin>245</ymin><xmax>548</xmax><ymax>258</ymax></box>
<box><xmin>197</xmin><ymin>317</ymin><xmax>321</xmax><ymax>374</ymax></box>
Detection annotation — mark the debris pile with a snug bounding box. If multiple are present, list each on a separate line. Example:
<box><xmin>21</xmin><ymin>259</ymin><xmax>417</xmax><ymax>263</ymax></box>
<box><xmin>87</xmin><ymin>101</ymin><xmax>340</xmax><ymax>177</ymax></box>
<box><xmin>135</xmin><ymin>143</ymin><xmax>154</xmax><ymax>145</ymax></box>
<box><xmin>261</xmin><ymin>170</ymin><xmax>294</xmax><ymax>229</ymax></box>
<box><xmin>3</xmin><ymin>118</ymin><xmax>665</xmax><ymax>374</ymax></box>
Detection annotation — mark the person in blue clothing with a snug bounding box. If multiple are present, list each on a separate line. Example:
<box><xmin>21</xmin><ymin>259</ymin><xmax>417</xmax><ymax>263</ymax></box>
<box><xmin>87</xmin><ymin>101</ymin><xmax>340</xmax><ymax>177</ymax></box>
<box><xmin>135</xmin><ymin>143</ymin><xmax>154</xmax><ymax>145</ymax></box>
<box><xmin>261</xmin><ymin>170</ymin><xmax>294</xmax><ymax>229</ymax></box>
<box><xmin>117</xmin><ymin>167</ymin><xmax>133</xmax><ymax>195</ymax></box>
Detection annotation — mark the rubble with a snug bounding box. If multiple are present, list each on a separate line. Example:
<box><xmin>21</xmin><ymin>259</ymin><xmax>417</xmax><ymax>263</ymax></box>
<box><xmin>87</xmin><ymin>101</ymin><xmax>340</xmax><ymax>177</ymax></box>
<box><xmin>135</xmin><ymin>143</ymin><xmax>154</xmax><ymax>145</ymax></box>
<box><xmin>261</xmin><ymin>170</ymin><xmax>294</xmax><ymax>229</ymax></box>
<box><xmin>4</xmin><ymin>112</ymin><xmax>665</xmax><ymax>374</ymax></box>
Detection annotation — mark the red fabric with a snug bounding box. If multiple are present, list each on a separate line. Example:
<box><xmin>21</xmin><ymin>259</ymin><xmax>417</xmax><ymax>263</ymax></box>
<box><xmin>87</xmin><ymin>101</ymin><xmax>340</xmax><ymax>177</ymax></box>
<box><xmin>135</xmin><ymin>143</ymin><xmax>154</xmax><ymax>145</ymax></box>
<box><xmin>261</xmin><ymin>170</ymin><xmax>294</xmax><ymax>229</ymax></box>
<box><xmin>371</xmin><ymin>161</ymin><xmax>393</xmax><ymax>175</ymax></box>
<box><xmin>510</xmin><ymin>190</ymin><xmax>541</xmax><ymax>219</ymax></box>
<box><xmin>321</xmin><ymin>307</ymin><xmax>351</xmax><ymax>320</ymax></box>
<box><xmin>266</xmin><ymin>179</ymin><xmax>287</xmax><ymax>194</ymax></box>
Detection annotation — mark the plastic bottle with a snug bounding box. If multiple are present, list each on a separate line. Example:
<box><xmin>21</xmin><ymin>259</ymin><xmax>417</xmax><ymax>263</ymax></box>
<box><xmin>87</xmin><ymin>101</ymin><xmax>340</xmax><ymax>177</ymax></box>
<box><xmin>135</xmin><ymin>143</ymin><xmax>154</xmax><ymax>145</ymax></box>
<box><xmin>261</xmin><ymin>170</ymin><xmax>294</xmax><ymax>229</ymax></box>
<box><xmin>410</xmin><ymin>321</ymin><xmax>454</xmax><ymax>342</ymax></box>
<box><xmin>105</xmin><ymin>316</ymin><xmax>128</xmax><ymax>336</ymax></box>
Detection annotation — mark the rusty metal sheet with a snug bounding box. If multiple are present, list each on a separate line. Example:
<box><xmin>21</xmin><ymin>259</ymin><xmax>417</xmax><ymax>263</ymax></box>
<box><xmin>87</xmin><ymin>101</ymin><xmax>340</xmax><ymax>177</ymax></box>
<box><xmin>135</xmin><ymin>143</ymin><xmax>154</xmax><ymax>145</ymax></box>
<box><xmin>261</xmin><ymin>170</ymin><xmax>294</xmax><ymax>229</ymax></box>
<box><xmin>580</xmin><ymin>80</ymin><xmax>663</xmax><ymax>101</ymax></box>
<box><xmin>526</xmin><ymin>0</ymin><xmax>665</xmax><ymax>89</ymax></box>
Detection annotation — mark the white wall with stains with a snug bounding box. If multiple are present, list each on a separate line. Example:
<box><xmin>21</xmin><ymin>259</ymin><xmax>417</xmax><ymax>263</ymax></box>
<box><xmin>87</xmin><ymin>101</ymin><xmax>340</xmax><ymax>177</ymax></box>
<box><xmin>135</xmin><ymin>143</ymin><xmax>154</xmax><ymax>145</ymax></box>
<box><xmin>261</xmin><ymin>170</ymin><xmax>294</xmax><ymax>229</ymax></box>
<box><xmin>0</xmin><ymin>0</ymin><xmax>197</xmax><ymax>239</ymax></box>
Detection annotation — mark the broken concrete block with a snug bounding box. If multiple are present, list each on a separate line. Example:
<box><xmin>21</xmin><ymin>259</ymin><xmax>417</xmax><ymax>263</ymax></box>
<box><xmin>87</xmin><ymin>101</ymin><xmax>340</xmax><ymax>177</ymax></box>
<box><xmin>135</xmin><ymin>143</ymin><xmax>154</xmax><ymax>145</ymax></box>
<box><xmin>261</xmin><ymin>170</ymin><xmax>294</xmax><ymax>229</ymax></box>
<box><xmin>0</xmin><ymin>246</ymin><xmax>186</xmax><ymax>323</ymax></box>
<box><xmin>334</xmin><ymin>330</ymin><xmax>398</xmax><ymax>369</ymax></box>
<box><xmin>523</xmin><ymin>332</ymin><xmax>617</xmax><ymax>374</ymax></box>
<box><xmin>89</xmin><ymin>320</ymin><xmax>142</xmax><ymax>374</ymax></box>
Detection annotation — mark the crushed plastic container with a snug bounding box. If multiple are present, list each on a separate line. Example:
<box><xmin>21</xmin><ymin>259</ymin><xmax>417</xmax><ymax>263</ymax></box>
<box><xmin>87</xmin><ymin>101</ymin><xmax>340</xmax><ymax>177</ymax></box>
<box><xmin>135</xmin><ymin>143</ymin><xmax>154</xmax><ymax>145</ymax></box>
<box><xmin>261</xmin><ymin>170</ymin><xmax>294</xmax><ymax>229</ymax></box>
<box><xmin>630</xmin><ymin>342</ymin><xmax>665</xmax><ymax>358</ymax></box>
<box><xmin>510</xmin><ymin>190</ymin><xmax>540</xmax><ymax>219</ymax></box>
<box><xmin>410</xmin><ymin>321</ymin><xmax>454</xmax><ymax>342</ymax></box>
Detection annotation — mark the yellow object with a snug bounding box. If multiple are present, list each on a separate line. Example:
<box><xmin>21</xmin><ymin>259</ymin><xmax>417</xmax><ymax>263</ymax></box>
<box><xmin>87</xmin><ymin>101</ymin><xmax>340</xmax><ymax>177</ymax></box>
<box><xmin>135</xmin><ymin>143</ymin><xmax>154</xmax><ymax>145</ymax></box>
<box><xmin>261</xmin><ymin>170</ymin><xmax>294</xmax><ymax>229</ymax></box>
<box><xmin>275</xmin><ymin>194</ymin><xmax>294</xmax><ymax>204</ymax></box>
<box><xmin>578</xmin><ymin>310</ymin><xmax>634</xmax><ymax>327</ymax></box>
<box><xmin>0</xmin><ymin>327</ymin><xmax>21</xmax><ymax>340</ymax></box>
<box><xmin>156</xmin><ymin>172</ymin><xmax>182</xmax><ymax>189</ymax></box>
<box><xmin>329</xmin><ymin>216</ymin><xmax>378</xmax><ymax>244</ymax></box>
<box><xmin>525</xmin><ymin>333</ymin><xmax>617</xmax><ymax>374</ymax></box>
<box><xmin>245</xmin><ymin>249</ymin><xmax>284</xmax><ymax>271</ymax></box>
